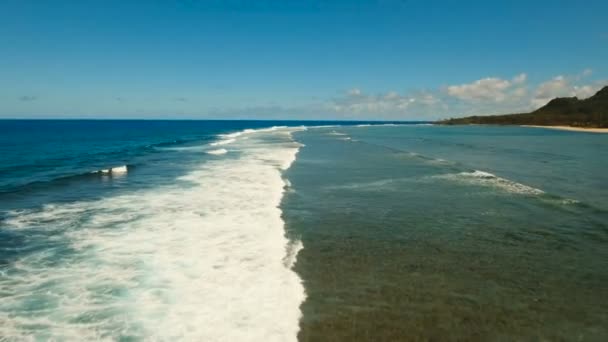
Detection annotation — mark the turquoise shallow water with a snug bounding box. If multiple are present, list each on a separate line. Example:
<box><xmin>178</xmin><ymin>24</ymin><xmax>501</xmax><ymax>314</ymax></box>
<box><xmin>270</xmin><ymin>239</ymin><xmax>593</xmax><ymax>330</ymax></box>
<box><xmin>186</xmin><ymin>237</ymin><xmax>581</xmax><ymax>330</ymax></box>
<box><xmin>283</xmin><ymin>125</ymin><xmax>608</xmax><ymax>341</ymax></box>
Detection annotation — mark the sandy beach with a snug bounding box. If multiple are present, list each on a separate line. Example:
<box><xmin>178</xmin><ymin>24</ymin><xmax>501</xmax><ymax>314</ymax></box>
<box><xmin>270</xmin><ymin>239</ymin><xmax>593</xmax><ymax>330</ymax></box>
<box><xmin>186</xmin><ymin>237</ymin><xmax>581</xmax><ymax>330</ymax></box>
<box><xmin>523</xmin><ymin>125</ymin><xmax>608</xmax><ymax>133</ymax></box>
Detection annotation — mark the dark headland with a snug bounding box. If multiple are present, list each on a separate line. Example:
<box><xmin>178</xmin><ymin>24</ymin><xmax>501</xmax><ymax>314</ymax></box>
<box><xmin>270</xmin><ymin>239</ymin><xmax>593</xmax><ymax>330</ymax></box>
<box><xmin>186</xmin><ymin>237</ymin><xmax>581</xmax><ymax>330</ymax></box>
<box><xmin>437</xmin><ymin>86</ymin><xmax>608</xmax><ymax>129</ymax></box>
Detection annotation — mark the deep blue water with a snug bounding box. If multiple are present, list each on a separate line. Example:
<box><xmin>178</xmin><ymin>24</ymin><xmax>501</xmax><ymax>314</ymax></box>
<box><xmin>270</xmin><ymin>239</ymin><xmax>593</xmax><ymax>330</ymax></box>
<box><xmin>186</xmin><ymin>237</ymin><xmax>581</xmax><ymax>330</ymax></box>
<box><xmin>0</xmin><ymin>120</ymin><xmax>408</xmax><ymax>209</ymax></box>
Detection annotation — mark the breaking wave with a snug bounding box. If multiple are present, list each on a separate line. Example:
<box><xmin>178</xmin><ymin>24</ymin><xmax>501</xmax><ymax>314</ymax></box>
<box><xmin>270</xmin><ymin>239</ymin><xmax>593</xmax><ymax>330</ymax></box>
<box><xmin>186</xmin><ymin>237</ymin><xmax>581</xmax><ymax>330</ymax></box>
<box><xmin>210</xmin><ymin>138</ymin><xmax>236</xmax><ymax>146</ymax></box>
<box><xmin>327</xmin><ymin>131</ymin><xmax>347</xmax><ymax>136</ymax></box>
<box><xmin>0</xmin><ymin>127</ymin><xmax>306</xmax><ymax>341</ymax></box>
<box><xmin>434</xmin><ymin>170</ymin><xmax>545</xmax><ymax>195</ymax></box>
<box><xmin>206</xmin><ymin>148</ymin><xmax>228</xmax><ymax>155</ymax></box>
<box><xmin>94</xmin><ymin>165</ymin><xmax>129</xmax><ymax>174</ymax></box>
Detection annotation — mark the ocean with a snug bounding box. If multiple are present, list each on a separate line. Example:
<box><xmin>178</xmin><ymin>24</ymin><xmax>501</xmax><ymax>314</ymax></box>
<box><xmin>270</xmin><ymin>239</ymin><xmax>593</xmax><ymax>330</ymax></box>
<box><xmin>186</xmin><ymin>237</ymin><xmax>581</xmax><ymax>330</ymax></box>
<box><xmin>0</xmin><ymin>120</ymin><xmax>607</xmax><ymax>340</ymax></box>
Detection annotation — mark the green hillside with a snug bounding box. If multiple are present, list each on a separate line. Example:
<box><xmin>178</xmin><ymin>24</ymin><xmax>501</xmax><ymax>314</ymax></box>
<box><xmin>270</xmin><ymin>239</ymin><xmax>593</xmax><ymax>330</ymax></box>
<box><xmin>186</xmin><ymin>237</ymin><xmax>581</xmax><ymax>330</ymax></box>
<box><xmin>438</xmin><ymin>86</ymin><xmax>608</xmax><ymax>127</ymax></box>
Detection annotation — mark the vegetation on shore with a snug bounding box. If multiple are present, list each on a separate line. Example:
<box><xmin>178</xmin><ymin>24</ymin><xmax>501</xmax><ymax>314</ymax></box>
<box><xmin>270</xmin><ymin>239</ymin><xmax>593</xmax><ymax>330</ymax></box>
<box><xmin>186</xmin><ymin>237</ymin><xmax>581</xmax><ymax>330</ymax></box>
<box><xmin>437</xmin><ymin>86</ymin><xmax>608</xmax><ymax>128</ymax></box>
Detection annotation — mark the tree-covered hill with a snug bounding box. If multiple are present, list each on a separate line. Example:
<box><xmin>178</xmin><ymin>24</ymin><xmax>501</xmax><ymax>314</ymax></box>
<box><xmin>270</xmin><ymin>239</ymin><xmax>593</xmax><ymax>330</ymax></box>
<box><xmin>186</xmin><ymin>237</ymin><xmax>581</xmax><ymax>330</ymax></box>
<box><xmin>438</xmin><ymin>86</ymin><xmax>608</xmax><ymax>127</ymax></box>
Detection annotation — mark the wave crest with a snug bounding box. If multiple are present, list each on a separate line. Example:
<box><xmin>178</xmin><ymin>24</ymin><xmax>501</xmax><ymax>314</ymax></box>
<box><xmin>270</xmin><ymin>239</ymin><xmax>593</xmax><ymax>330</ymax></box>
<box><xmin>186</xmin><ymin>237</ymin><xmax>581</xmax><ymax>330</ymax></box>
<box><xmin>0</xmin><ymin>127</ymin><xmax>306</xmax><ymax>341</ymax></box>
<box><xmin>434</xmin><ymin>170</ymin><xmax>545</xmax><ymax>195</ymax></box>
<box><xmin>206</xmin><ymin>148</ymin><xmax>228</xmax><ymax>155</ymax></box>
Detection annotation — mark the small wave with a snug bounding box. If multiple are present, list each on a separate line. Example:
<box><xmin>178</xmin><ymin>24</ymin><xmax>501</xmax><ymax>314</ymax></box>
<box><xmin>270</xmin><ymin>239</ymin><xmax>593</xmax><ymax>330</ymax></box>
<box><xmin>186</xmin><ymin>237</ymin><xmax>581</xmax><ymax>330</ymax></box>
<box><xmin>326</xmin><ymin>130</ymin><xmax>352</xmax><ymax>141</ymax></box>
<box><xmin>158</xmin><ymin>145</ymin><xmax>207</xmax><ymax>152</ymax></box>
<box><xmin>210</xmin><ymin>138</ymin><xmax>236</xmax><ymax>146</ymax></box>
<box><xmin>219</xmin><ymin>131</ymin><xmax>243</xmax><ymax>139</ymax></box>
<box><xmin>434</xmin><ymin>170</ymin><xmax>545</xmax><ymax>195</ymax></box>
<box><xmin>218</xmin><ymin>126</ymin><xmax>291</xmax><ymax>140</ymax></box>
<box><xmin>538</xmin><ymin>194</ymin><xmax>583</xmax><ymax>207</ymax></box>
<box><xmin>355</xmin><ymin>123</ymin><xmax>400</xmax><ymax>127</ymax></box>
<box><xmin>325</xmin><ymin>178</ymin><xmax>410</xmax><ymax>191</ymax></box>
<box><xmin>206</xmin><ymin>148</ymin><xmax>228</xmax><ymax>155</ymax></box>
<box><xmin>257</xmin><ymin>126</ymin><xmax>288</xmax><ymax>132</ymax></box>
<box><xmin>93</xmin><ymin>165</ymin><xmax>128</xmax><ymax>175</ymax></box>
<box><xmin>426</xmin><ymin>157</ymin><xmax>449</xmax><ymax>165</ymax></box>
<box><xmin>307</xmin><ymin>125</ymin><xmax>339</xmax><ymax>129</ymax></box>
<box><xmin>354</xmin><ymin>123</ymin><xmax>426</xmax><ymax>128</ymax></box>
<box><xmin>111</xmin><ymin>165</ymin><xmax>128</xmax><ymax>174</ymax></box>
<box><xmin>211</xmin><ymin>128</ymin><xmax>284</xmax><ymax>147</ymax></box>
<box><xmin>283</xmin><ymin>239</ymin><xmax>303</xmax><ymax>269</ymax></box>
<box><xmin>560</xmin><ymin>198</ymin><xmax>581</xmax><ymax>205</ymax></box>
<box><xmin>160</xmin><ymin>139</ymin><xmax>232</xmax><ymax>152</ymax></box>
<box><xmin>0</xmin><ymin>164</ymin><xmax>137</xmax><ymax>195</ymax></box>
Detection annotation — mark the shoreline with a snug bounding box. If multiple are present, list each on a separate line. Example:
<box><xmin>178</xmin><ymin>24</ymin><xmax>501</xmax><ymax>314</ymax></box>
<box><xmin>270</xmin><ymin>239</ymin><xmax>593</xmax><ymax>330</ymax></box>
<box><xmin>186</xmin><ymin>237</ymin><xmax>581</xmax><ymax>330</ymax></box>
<box><xmin>522</xmin><ymin>125</ymin><xmax>608</xmax><ymax>133</ymax></box>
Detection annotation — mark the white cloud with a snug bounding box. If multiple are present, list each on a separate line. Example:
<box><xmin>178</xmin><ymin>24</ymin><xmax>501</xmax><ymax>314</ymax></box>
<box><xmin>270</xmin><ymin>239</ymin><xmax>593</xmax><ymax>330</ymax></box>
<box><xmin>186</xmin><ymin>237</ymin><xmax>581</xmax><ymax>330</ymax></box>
<box><xmin>384</xmin><ymin>91</ymin><xmax>399</xmax><ymax>100</ymax></box>
<box><xmin>531</xmin><ymin>75</ymin><xmax>569</xmax><ymax>107</ymax></box>
<box><xmin>329</xmin><ymin>89</ymin><xmax>439</xmax><ymax>118</ymax></box>
<box><xmin>513</xmin><ymin>73</ymin><xmax>527</xmax><ymax>84</ymax></box>
<box><xmin>582</xmin><ymin>68</ymin><xmax>593</xmax><ymax>77</ymax></box>
<box><xmin>512</xmin><ymin>87</ymin><xmax>527</xmax><ymax>98</ymax></box>
<box><xmin>531</xmin><ymin>73</ymin><xmax>604</xmax><ymax>107</ymax></box>
<box><xmin>348</xmin><ymin>88</ymin><xmax>362</xmax><ymax>96</ymax></box>
<box><xmin>443</xmin><ymin>73</ymin><xmax>529</xmax><ymax>103</ymax></box>
<box><xmin>446</xmin><ymin>77</ymin><xmax>513</xmax><ymax>102</ymax></box>
<box><xmin>573</xmin><ymin>85</ymin><xmax>598</xmax><ymax>99</ymax></box>
<box><xmin>326</xmin><ymin>70</ymin><xmax>605</xmax><ymax>119</ymax></box>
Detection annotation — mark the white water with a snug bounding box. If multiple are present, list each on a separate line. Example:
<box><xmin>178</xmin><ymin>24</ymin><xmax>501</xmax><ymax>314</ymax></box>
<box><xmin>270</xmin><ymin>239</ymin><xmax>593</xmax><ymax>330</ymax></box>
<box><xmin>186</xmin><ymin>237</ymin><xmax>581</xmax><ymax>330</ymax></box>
<box><xmin>434</xmin><ymin>170</ymin><xmax>545</xmax><ymax>195</ymax></box>
<box><xmin>0</xmin><ymin>128</ymin><xmax>306</xmax><ymax>341</ymax></box>
<box><xmin>206</xmin><ymin>148</ymin><xmax>228</xmax><ymax>155</ymax></box>
<box><xmin>327</xmin><ymin>131</ymin><xmax>347</xmax><ymax>136</ymax></box>
<box><xmin>210</xmin><ymin>138</ymin><xmax>235</xmax><ymax>146</ymax></box>
<box><xmin>95</xmin><ymin>165</ymin><xmax>128</xmax><ymax>174</ymax></box>
<box><xmin>110</xmin><ymin>165</ymin><xmax>128</xmax><ymax>174</ymax></box>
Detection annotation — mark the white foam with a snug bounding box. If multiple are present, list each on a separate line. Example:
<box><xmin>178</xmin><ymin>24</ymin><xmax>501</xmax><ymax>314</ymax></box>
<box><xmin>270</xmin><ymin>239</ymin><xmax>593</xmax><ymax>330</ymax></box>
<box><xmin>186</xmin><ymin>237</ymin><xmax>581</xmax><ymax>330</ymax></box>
<box><xmin>283</xmin><ymin>240</ymin><xmax>303</xmax><ymax>269</ymax></box>
<box><xmin>0</xmin><ymin>127</ymin><xmax>306</xmax><ymax>341</ymax></box>
<box><xmin>217</xmin><ymin>126</ymin><xmax>289</xmax><ymax>141</ymax></box>
<box><xmin>94</xmin><ymin>166</ymin><xmax>127</xmax><ymax>175</ymax></box>
<box><xmin>328</xmin><ymin>131</ymin><xmax>347</xmax><ymax>136</ymax></box>
<box><xmin>306</xmin><ymin>125</ymin><xmax>338</xmax><ymax>129</ymax></box>
<box><xmin>159</xmin><ymin>145</ymin><xmax>206</xmax><ymax>152</ymax></box>
<box><xmin>257</xmin><ymin>126</ymin><xmax>288</xmax><ymax>132</ymax></box>
<box><xmin>210</xmin><ymin>138</ymin><xmax>236</xmax><ymax>146</ymax></box>
<box><xmin>469</xmin><ymin>170</ymin><xmax>495</xmax><ymax>178</ymax></box>
<box><xmin>111</xmin><ymin>165</ymin><xmax>128</xmax><ymax>174</ymax></box>
<box><xmin>206</xmin><ymin>148</ymin><xmax>228</xmax><ymax>155</ymax></box>
<box><xmin>434</xmin><ymin>170</ymin><xmax>544</xmax><ymax>195</ymax></box>
<box><xmin>355</xmin><ymin>123</ymin><xmax>406</xmax><ymax>128</ymax></box>
<box><xmin>432</xmin><ymin>158</ymin><xmax>448</xmax><ymax>164</ymax></box>
<box><xmin>219</xmin><ymin>131</ymin><xmax>243</xmax><ymax>139</ymax></box>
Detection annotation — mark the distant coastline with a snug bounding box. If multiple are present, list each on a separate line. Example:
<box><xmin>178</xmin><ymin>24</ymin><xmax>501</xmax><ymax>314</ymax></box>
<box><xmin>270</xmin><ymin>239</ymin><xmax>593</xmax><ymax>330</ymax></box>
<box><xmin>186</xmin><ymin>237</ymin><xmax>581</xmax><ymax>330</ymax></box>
<box><xmin>521</xmin><ymin>125</ymin><xmax>608</xmax><ymax>133</ymax></box>
<box><xmin>437</xmin><ymin>86</ymin><xmax>608</xmax><ymax>129</ymax></box>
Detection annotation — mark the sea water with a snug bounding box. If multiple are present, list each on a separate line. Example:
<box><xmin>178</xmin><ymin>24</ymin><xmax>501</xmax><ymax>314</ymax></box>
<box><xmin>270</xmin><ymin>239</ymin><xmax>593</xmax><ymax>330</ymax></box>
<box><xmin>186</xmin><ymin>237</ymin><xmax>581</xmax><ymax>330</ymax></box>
<box><xmin>1</xmin><ymin>121</ymin><xmax>606</xmax><ymax>340</ymax></box>
<box><xmin>283</xmin><ymin>124</ymin><xmax>608</xmax><ymax>341</ymax></box>
<box><xmin>0</xmin><ymin>120</ymin><xmax>342</xmax><ymax>340</ymax></box>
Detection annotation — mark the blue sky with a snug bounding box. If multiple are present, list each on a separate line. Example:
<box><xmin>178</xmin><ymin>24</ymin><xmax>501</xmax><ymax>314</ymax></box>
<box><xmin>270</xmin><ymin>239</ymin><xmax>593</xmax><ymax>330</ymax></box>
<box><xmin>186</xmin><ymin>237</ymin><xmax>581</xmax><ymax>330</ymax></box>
<box><xmin>1</xmin><ymin>0</ymin><xmax>607</xmax><ymax>119</ymax></box>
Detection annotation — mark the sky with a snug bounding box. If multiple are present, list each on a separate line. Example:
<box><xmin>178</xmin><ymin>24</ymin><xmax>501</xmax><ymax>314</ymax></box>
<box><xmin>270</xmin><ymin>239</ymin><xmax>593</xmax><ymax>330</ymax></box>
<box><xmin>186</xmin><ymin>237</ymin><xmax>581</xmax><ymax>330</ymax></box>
<box><xmin>1</xmin><ymin>0</ymin><xmax>607</xmax><ymax>120</ymax></box>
